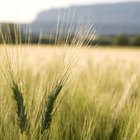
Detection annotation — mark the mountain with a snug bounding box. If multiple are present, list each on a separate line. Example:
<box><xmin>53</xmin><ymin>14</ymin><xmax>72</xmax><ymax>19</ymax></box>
<box><xmin>29</xmin><ymin>2</ymin><xmax>140</xmax><ymax>36</ymax></box>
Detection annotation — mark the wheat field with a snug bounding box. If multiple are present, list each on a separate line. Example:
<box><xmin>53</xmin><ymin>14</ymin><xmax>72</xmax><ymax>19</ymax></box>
<box><xmin>0</xmin><ymin>45</ymin><xmax>140</xmax><ymax>140</ymax></box>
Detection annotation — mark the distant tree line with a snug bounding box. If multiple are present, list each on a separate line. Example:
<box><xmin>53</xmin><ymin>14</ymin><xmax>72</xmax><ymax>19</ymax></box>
<box><xmin>0</xmin><ymin>24</ymin><xmax>140</xmax><ymax>47</ymax></box>
<box><xmin>85</xmin><ymin>33</ymin><xmax>140</xmax><ymax>47</ymax></box>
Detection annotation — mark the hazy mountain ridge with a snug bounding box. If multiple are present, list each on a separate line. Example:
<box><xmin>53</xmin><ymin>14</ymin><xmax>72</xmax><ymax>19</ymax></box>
<box><xmin>35</xmin><ymin>2</ymin><xmax>140</xmax><ymax>24</ymax></box>
<box><xmin>29</xmin><ymin>1</ymin><xmax>140</xmax><ymax>36</ymax></box>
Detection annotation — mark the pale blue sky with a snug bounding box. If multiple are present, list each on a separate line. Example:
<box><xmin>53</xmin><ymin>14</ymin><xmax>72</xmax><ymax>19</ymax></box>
<box><xmin>0</xmin><ymin>0</ymin><xmax>139</xmax><ymax>22</ymax></box>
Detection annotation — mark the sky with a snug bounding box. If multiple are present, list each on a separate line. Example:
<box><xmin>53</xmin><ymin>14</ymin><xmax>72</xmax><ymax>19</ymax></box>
<box><xmin>0</xmin><ymin>0</ymin><xmax>139</xmax><ymax>23</ymax></box>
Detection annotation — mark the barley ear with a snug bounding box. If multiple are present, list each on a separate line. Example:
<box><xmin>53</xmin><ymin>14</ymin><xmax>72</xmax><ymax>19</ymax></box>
<box><xmin>41</xmin><ymin>84</ymin><xmax>62</xmax><ymax>134</ymax></box>
<box><xmin>12</xmin><ymin>81</ymin><xmax>28</xmax><ymax>134</ymax></box>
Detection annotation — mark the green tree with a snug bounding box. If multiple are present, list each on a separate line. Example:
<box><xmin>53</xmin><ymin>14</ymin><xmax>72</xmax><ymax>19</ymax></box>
<box><xmin>133</xmin><ymin>35</ymin><xmax>140</xmax><ymax>46</ymax></box>
<box><xmin>114</xmin><ymin>33</ymin><xmax>129</xmax><ymax>46</ymax></box>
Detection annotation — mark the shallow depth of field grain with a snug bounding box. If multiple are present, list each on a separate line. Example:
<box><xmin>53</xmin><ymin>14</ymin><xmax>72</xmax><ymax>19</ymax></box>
<box><xmin>0</xmin><ymin>46</ymin><xmax>140</xmax><ymax>140</ymax></box>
